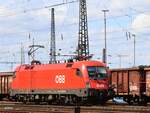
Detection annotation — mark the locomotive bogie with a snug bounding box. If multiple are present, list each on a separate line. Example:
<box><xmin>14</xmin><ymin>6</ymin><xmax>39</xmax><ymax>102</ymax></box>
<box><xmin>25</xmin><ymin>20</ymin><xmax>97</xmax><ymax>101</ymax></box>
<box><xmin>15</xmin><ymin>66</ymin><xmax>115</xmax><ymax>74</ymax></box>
<box><xmin>10</xmin><ymin>88</ymin><xmax>110</xmax><ymax>105</ymax></box>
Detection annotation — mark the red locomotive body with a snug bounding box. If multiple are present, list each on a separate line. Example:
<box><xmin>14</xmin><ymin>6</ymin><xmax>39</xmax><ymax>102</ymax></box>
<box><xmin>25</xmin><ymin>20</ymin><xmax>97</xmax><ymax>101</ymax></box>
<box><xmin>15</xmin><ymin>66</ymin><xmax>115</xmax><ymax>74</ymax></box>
<box><xmin>10</xmin><ymin>60</ymin><xmax>113</xmax><ymax>104</ymax></box>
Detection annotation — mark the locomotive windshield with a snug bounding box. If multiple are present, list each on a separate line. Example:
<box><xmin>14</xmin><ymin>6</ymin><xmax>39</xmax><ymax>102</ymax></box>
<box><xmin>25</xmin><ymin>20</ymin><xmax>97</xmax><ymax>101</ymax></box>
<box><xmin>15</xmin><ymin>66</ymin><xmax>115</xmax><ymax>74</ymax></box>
<box><xmin>87</xmin><ymin>66</ymin><xmax>107</xmax><ymax>79</ymax></box>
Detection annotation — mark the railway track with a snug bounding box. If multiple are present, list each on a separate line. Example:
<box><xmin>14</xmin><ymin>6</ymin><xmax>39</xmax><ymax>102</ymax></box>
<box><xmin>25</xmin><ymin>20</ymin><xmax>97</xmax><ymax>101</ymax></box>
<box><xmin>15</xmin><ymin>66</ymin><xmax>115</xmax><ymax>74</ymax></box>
<box><xmin>0</xmin><ymin>102</ymin><xmax>150</xmax><ymax>113</ymax></box>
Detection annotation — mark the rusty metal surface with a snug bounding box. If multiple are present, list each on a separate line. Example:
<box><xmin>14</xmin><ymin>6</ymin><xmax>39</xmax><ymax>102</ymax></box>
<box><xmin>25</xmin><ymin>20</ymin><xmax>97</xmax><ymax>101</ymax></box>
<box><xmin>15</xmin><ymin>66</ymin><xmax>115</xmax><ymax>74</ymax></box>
<box><xmin>146</xmin><ymin>70</ymin><xmax>150</xmax><ymax>96</ymax></box>
<box><xmin>110</xmin><ymin>68</ymin><xmax>144</xmax><ymax>96</ymax></box>
<box><xmin>0</xmin><ymin>72</ymin><xmax>14</xmax><ymax>94</ymax></box>
<box><xmin>111</xmin><ymin>70</ymin><xmax>130</xmax><ymax>95</ymax></box>
<box><xmin>111</xmin><ymin>72</ymin><xmax>117</xmax><ymax>93</ymax></box>
<box><xmin>117</xmin><ymin>71</ymin><xmax>128</xmax><ymax>93</ymax></box>
<box><xmin>129</xmin><ymin>71</ymin><xmax>140</xmax><ymax>95</ymax></box>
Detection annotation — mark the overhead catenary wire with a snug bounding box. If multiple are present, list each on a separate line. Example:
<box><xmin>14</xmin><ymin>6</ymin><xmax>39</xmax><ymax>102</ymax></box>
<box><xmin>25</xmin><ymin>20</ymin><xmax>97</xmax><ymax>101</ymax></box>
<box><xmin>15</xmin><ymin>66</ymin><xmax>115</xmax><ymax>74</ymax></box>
<box><xmin>0</xmin><ymin>0</ymin><xmax>149</xmax><ymax>36</ymax></box>
<box><xmin>0</xmin><ymin>0</ymin><xmax>150</xmax><ymax>68</ymax></box>
<box><xmin>0</xmin><ymin>1</ymin><xmax>149</xmax><ymax>37</ymax></box>
<box><xmin>1</xmin><ymin>22</ymin><xmax>150</xmax><ymax>38</ymax></box>
<box><xmin>0</xmin><ymin>0</ymin><xmax>78</xmax><ymax>18</ymax></box>
<box><xmin>0</xmin><ymin>0</ymin><xmax>149</xmax><ymax>19</ymax></box>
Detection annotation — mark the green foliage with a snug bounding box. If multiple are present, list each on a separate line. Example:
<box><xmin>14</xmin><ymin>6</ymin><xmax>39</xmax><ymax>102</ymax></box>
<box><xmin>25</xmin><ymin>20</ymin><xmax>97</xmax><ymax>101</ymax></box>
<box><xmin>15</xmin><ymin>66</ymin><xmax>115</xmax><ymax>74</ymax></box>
<box><xmin>139</xmin><ymin>65</ymin><xmax>150</xmax><ymax>68</ymax></box>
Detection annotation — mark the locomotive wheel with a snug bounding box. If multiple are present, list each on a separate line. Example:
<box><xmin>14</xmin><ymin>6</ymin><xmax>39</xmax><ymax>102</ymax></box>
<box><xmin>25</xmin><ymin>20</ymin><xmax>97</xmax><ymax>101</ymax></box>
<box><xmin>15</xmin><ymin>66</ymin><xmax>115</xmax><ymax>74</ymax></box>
<box><xmin>23</xmin><ymin>96</ymin><xmax>27</xmax><ymax>104</ymax></box>
<box><xmin>35</xmin><ymin>100</ymin><xmax>40</xmax><ymax>104</ymax></box>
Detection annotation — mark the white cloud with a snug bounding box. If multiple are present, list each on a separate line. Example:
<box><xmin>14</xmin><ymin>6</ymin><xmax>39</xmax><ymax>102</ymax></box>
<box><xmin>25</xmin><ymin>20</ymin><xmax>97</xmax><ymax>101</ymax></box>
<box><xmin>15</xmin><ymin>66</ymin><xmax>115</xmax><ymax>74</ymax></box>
<box><xmin>132</xmin><ymin>0</ymin><xmax>150</xmax><ymax>7</ymax></box>
<box><xmin>108</xmin><ymin>0</ymin><xmax>129</xmax><ymax>10</ymax></box>
<box><xmin>0</xmin><ymin>0</ymin><xmax>150</xmax><ymax>70</ymax></box>
<box><xmin>0</xmin><ymin>6</ymin><xmax>13</xmax><ymax>15</ymax></box>
<box><xmin>132</xmin><ymin>13</ymin><xmax>150</xmax><ymax>33</ymax></box>
<box><xmin>30</xmin><ymin>5</ymin><xmax>68</xmax><ymax>26</ymax></box>
<box><xmin>108</xmin><ymin>0</ymin><xmax>150</xmax><ymax>11</ymax></box>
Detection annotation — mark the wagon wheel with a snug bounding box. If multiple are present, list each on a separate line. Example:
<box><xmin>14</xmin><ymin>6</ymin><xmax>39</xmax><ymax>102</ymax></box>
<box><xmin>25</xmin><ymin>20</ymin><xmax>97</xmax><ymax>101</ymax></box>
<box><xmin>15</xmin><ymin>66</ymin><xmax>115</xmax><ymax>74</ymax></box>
<box><xmin>127</xmin><ymin>97</ymin><xmax>133</xmax><ymax>105</ymax></box>
<box><xmin>133</xmin><ymin>96</ymin><xmax>139</xmax><ymax>104</ymax></box>
<box><xmin>139</xmin><ymin>96</ymin><xmax>147</xmax><ymax>106</ymax></box>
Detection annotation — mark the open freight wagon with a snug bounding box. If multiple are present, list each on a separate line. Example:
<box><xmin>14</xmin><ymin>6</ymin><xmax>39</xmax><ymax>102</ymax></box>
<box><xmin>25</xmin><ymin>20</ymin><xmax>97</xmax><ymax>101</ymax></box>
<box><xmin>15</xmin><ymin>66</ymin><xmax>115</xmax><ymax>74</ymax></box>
<box><xmin>0</xmin><ymin>72</ymin><xmax>14</xmax><ymax>100</ymax></box>
<box><xmin>109</xmin><ymin>66</ymin><xmax>150</xmax><ymax>105</ymax></box>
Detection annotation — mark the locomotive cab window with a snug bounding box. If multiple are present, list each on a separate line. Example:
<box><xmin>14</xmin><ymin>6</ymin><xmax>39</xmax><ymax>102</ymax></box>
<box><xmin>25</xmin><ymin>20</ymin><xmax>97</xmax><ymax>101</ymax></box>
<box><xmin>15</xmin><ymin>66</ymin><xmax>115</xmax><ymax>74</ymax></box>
<box><xmin>87</xmin><ymin>66</ymin><xmax>107</xmax><ymax>79</ymax></box>
<box><xmin>76</xmin><ymin>68</ymin><xmax>82</xmax><ymax>76</ymax></box>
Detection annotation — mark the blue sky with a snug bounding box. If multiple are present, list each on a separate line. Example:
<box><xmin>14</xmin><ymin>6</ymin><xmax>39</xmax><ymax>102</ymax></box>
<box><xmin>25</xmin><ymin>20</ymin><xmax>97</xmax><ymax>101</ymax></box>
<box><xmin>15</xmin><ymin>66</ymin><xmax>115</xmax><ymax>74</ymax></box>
<box><xmin>0</xmin><ymin>0</ymin><xmax>150</xmax><ymax>71</ymax></box>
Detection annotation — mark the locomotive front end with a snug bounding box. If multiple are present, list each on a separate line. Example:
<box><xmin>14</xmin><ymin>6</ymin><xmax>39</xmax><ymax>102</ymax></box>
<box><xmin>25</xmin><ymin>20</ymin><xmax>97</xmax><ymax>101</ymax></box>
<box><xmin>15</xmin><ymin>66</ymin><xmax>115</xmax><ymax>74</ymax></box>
<box><xmin>84</xmin><ymin>64</ymin><xmax>114</xmax><ymax>104</ymax></box>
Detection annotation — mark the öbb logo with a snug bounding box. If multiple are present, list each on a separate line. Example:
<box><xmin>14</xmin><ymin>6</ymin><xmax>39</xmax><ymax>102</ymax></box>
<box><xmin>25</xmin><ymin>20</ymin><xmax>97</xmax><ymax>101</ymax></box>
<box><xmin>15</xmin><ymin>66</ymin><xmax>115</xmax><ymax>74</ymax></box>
<box><xmin>55</xmin><ymin>75</ymin><xmax>65</xmax><ymax>84</ymax></box>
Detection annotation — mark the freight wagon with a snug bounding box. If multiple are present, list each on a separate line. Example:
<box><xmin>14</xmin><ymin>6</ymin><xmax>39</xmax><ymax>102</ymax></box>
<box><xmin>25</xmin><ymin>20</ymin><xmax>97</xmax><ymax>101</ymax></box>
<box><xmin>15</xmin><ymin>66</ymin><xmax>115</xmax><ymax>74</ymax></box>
<box><xmin>110</xmin><ymin>66</ymin><xmax>150</xmax><ymax>105</ymax></box>
<box><xmin>0</xmin><ymin>72</ymin><xmax>14</xmax><ymax>100</ymax></box>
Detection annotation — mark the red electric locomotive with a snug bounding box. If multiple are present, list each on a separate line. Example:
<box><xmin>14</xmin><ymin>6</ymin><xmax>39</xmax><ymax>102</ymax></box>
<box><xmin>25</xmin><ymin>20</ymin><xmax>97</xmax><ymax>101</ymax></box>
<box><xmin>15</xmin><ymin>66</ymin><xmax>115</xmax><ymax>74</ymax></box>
<box><xmin>10</xmin><ymin>60</ymin><xmax>113</xmax><ymax>105</ymax></box>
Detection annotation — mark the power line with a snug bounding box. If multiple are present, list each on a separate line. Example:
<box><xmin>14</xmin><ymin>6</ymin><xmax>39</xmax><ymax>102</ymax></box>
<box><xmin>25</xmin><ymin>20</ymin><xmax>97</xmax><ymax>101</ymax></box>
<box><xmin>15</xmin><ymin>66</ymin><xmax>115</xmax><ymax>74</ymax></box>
<box><xmin>0</xmin><ymin>0</ymin><xmax>149</xmax><ymax>20</ymax></box>
<box><xmin>0</xmin><ymin>0</ymin><xmax>78</xmax><ymax>18</ymax></box>
<box><xmin>0</xmin><ymin>22</ymin><xmax>150</xmax><ymax>38</ymax></box>
<box><xmin>0</xmin><ymin>1</ymin><xmax>149</xmax><ymax>43</ymax></box>
<box><xmin>0</xmin><ymin>6</ymin><xmax>149</xmax><ymax>37</ymax></box>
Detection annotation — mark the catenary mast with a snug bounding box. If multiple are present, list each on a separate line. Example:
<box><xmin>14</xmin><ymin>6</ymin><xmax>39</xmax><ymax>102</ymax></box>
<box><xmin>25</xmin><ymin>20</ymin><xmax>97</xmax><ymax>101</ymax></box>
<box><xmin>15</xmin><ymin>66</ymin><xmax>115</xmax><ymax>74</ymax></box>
<box><xmin>50</xmin><ymin>8</ymin><xmax>56</xmax><ymax>63</ymax></box>
<box><xmin>77</xmin><ymin>0</ymin><xmax>89</xmax><ymax>61</ymax></box>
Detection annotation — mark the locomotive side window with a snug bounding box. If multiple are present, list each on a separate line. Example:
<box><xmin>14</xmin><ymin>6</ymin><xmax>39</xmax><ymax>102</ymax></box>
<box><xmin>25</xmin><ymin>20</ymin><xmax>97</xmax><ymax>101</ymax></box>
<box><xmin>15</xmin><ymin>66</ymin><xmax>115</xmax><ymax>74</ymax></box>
<box><xmin>87</xmin><ymin>66</ymin><xmax>107</xmax><ymax>79</ymax></box>
<box><xmin>76</xmin><ymin>68</ymin><xmax>82</xmax><ymax>76</ymax></box>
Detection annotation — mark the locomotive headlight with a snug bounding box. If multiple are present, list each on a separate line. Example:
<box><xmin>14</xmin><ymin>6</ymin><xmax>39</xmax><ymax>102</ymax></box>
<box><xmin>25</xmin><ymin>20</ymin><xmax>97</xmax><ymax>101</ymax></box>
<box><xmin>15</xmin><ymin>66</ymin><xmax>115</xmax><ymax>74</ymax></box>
<box><xmin>86</xmin><ymin>82</ymin><xmax>90</xmax><ymax>88</ymax></box>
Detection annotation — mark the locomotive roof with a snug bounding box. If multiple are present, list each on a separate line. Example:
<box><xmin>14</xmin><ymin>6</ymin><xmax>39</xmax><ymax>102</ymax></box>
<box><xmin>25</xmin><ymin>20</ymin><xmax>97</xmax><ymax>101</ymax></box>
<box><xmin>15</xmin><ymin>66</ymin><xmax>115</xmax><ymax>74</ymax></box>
<box><xmin>15</xmin><ymin>60</ymin><xmax>106</xmax><ymax>71</ymax></box>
